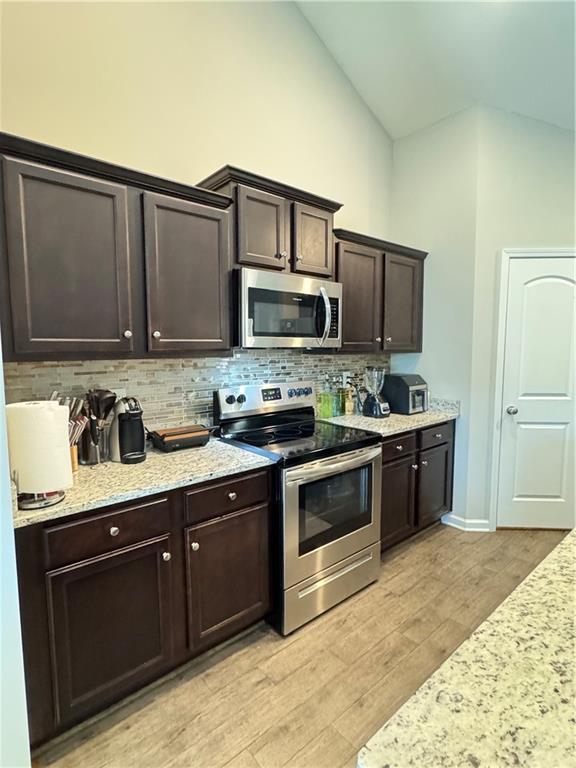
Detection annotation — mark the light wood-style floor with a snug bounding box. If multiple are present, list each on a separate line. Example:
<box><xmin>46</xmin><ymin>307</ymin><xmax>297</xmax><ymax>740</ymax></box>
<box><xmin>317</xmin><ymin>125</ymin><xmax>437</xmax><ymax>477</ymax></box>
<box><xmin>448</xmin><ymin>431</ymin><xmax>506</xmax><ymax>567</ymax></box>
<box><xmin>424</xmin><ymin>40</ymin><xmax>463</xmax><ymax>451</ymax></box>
<box><xmin>36</xmin><ymin>525</ymin><xmax>566</xmax><ymax>768</ymax></box>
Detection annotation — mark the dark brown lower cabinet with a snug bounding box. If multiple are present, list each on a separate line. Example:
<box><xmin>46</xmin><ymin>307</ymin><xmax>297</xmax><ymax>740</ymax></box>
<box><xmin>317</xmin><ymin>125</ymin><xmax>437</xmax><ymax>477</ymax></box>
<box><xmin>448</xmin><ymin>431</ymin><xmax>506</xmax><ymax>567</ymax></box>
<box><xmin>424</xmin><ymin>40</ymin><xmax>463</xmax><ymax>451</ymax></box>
<box><xmin>380</xmin><ymin>453</ymin><xmax>417</xmax><ymax>550</ymax></box>
<box><xmin>418</xmin><ymin>442</ymin><xmax>454</xmax><ymax>529</ymax></box>
<box><xmin>381</xmin><ymin>423</ymin><xmax>455</xmax><ymax>551</ymax></box>
<box><xmin>185</xmin><ymin>504</ymin><xmax>270</xmax><ymax>651</ymax></box>
<box><xmin>46</xmin><ymin>536</ymin><xmax>174</xmax><ymax>727</ymax></box>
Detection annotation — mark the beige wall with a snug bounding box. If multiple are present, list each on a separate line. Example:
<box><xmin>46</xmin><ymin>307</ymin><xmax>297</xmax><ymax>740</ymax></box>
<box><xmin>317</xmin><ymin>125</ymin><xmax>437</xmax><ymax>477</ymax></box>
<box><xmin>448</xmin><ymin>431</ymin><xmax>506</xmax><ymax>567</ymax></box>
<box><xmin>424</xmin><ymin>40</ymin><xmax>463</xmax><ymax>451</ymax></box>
<box><xmin>467</xmin><ymin>108</ymin><xmax>575</xmax><ymax>523</ymax></box>
<box><xmin>391</xmin><ymin>106</ymin><xmax>575</xmax><ymax>528</ymax></box>
<box><xmin>0</xmin><ymin>1</ymin><xmax>392</xmax><ymax>234</ymax></box>
<box><xmin>390</xmin><ymin>108</ymin><xmax>480</xmax><ymax>520</ymax></box>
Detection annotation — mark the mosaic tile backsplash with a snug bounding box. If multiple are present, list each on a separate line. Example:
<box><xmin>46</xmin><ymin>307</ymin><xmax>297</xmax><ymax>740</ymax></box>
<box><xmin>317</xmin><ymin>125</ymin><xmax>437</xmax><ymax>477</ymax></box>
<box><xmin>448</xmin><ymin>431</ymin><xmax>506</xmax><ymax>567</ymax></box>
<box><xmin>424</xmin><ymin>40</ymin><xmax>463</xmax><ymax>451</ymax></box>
<box><xmin>3</xmin><ymin>350</ymin><xmax>390</xmax><ymax>428</ymax></box>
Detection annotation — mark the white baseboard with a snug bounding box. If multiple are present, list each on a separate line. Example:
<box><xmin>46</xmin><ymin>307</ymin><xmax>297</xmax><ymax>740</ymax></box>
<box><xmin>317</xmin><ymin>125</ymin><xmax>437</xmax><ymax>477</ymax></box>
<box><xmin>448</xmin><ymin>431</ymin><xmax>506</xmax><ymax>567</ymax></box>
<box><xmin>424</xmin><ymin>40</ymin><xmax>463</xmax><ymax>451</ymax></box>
<box><xmin>442</xmin><ymin>513</ymin><xmax>492</xmax><ymax>532</ymax></box>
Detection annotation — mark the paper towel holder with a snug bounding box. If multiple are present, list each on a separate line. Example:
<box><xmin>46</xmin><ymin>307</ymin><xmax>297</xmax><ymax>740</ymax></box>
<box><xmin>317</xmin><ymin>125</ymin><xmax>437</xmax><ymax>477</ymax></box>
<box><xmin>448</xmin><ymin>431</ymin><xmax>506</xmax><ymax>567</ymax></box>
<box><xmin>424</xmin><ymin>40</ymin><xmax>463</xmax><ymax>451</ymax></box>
<box><xmin>17</xmin><ymin>488</ymin><xmax>66</xmax><ymax>510</ymax></box>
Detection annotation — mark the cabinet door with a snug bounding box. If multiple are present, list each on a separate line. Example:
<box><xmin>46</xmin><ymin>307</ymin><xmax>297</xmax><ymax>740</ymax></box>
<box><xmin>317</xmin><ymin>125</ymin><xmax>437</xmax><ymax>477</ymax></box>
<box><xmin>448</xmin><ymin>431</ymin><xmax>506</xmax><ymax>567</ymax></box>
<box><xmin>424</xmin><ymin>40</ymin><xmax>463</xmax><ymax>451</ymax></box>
<box><xmin>381</xmin><ymin>454</ymin><xmax>417</xmax><ymax>551</ymax></box>
<box><xmin>186</xmin><ymin>505</ymin><xmax>270</xmax><ymax>651</ymax></box>
<box><xmin>46</xmin><ymin>536</ymin><xmax>174</xmax><ymax>727</ymax></box>
<box><xmin>3</xmin><ymin>157</ymin><xmax>133</xmax><ymax>355</ymax></box>
<box><xmin>143</xmin><ymin>193</ymin><xmax>230</xmax><ymax>352</ymax></box>
<box><xmin>293</xmin><ymin>203</ymin><xmax>333</xmax><ymax>277</ymax></box>
<box><xmin>336</xmin><ymin>242</ymin><xmax>383</xmax><ymax>353</ymax></box>
<box><xmin>237</xmin><ymin>185</ymin><xmax>289</xmax><ymax>270</ymax></box>
<box><xmin>417</xmin><ymin>442</ymin><xmax>454</xmax><ymax>529</ymax></box>
<box><xmin>383</xmin><ymin>252</ymin><xmax>423</xmax><ymax>352</ymax></box>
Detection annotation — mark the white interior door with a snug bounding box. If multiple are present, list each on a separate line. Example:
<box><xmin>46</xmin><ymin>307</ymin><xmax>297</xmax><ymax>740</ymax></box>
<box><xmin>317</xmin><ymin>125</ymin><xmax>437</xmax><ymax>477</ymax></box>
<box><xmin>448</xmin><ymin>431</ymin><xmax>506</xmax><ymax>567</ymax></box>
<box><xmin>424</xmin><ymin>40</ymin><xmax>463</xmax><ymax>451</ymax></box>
<box><xmin>497</xmin><ymin>256</ymin><xmax>575</xmax><ymax>529</ymax></box>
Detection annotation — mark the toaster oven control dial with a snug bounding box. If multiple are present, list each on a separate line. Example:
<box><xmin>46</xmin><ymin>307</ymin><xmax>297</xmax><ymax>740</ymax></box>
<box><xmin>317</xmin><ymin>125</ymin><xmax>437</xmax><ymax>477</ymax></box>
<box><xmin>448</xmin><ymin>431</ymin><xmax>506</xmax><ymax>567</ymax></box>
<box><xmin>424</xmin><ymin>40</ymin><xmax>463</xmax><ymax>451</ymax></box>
<box><xmin>225</xmin><ymin>395</ymin><xmax>236</xmax><ymax>405</ymax></box>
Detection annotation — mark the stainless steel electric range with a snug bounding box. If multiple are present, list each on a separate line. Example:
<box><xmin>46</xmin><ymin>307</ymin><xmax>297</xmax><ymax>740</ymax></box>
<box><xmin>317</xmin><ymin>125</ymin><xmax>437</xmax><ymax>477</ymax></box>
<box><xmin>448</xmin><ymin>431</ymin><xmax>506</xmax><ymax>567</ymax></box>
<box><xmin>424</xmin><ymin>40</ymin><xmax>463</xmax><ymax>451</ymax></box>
<box><xmin>214</xmin><ymin>381</ymin><xmax>382</xmax><ymax>635</ymax></box>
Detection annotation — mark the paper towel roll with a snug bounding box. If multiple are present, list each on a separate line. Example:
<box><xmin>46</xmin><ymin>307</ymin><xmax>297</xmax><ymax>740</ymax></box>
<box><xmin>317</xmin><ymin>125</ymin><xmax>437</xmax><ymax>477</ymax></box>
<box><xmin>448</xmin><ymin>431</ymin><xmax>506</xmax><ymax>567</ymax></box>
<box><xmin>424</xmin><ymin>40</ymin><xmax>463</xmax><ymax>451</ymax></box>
<box><xmin>6</xmin><ymin>401</ymin><xmax>73</xmax><ymax>493</ymax></box>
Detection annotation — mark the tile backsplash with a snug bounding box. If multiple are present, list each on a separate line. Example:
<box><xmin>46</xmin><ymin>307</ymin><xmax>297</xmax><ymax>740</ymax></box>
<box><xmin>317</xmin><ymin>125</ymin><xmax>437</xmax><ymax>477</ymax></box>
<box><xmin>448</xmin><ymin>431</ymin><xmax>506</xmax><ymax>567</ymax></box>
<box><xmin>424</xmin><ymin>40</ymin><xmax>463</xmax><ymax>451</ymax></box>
<box><xmin>3</xmin><ymin>350</ymin><xmax>390</xmax><ymax>428</ymax></box>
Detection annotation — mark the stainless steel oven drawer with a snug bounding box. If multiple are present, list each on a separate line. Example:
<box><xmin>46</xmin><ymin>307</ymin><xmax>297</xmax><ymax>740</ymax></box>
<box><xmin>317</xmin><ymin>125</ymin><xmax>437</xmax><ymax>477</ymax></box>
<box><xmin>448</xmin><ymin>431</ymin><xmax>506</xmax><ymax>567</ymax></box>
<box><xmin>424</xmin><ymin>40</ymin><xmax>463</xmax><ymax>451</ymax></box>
<box><xmin>282</xmin><ymin>542</ymin><xmax>380</xmax><ymax>635</ymax></box>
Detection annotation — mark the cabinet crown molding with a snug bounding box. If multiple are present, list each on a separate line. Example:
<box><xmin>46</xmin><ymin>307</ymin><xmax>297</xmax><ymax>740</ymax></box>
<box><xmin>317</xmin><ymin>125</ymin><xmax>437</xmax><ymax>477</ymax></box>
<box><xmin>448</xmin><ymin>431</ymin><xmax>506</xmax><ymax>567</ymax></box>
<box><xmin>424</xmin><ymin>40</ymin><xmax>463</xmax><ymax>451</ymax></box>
<box><xmin>0</xmin><ymin>132</ymin><xmax>233</xmax><ymax>210</ymax></box>
<box><xmin>197</xmin><ymin>165</ymin><xmax>343</xmax><ymax>213</ymax></box>
<box><xmin>334</xmin><ymin>228</ymin><xmax>428</xmax><ymax>260</ymax></box>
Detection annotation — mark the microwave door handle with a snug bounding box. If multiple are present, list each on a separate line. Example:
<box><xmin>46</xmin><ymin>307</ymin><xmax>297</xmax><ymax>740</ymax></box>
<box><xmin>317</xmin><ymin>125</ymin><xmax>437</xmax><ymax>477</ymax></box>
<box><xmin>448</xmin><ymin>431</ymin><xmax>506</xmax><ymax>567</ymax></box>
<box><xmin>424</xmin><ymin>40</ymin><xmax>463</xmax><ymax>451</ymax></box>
<box><xmin>318</xmin><ymin>287</ymin><xmax>331</xmax><ymax>347</ymax></box>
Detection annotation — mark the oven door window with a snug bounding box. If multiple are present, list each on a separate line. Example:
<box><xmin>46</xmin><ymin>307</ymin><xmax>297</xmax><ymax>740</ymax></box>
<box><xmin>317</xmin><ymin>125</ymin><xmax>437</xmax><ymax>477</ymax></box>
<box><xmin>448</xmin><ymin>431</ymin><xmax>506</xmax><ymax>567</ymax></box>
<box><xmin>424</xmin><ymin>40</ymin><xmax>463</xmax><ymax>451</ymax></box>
<box><xmin>298</xmin><ymin>465</ymin><xmax>372</xmax><ymax>556</ymax></box>
<box><xmin>248</xmin><ymin>287</ymin><xmax>325</xmax><ymax>338</ymax></box>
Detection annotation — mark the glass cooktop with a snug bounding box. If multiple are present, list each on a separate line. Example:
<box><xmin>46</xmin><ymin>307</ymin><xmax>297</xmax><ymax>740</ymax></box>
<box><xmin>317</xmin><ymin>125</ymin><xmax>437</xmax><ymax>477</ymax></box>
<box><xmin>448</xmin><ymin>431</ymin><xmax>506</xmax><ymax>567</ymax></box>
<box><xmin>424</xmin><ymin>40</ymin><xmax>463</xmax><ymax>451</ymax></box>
<box><xmin>224</xmin><ymin>418</ymin><xmax>381</xmax><ymax>466</ymax></box>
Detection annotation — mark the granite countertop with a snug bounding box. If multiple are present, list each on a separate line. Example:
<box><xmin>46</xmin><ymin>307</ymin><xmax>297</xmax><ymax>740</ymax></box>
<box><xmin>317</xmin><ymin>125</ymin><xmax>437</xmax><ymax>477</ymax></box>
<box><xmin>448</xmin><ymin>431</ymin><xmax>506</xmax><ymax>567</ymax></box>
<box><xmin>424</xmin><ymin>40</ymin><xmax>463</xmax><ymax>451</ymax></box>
<box><xmin>13</xmin><ymin>439</ymin><xmax>276</xmax><ymax>529</ymax></box>
<box><xmin>325</xmin><ymin>407</ymin><xmax>458</xmax><ymax>438</ymax></box>
<box><xmin>358</xmin><ymin>529</ymin><xmax>575</xmax><ymax>768</ymax></box>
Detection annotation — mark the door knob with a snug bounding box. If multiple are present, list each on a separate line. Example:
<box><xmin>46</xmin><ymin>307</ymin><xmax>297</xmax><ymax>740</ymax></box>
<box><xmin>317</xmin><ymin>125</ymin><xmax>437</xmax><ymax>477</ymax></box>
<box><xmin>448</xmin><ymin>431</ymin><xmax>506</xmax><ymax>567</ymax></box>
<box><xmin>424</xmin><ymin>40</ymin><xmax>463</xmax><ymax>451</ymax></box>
<box><xmin>123</xmin><ymin>330</ymin><xmax>133</xmax><ymax>339</ymax></box>
<box><xmin>152</xmin><ymin>331</ymin><xmax>161</xmax><ymax>339</ymax></box>
<box><xmin>191</xmin><ymin>542</ymin><xmax>200</xmax><ymax>551</ymax></box>
<box><xmin>296</xmin><ymin>254</ymin><xmax>304</xmax><ymax>262</ymax></box>
<box><xmin>162</xmin><ymin>552</ymin><xmax>171</xmax><ymax>562</ymax></box>
<box><xmin>411</xmin><ymin>464</ymin><xmax>418</xmax><ymax>471</ymax></box>
<box><xmin>386</xmin><ymin>337</ymin><xmax>392</xmax><ymax>343</ymax></box>
<box><xmin>421</xmin><ymin>460</ymin><xmax>428</xmax><ymax>467</ymax></box>
<box><xmin>506</xmin><ymin>406</ymin><xmax>518</xmax><ymax>415</ymax></box>
<box><xmin>375</xmin><ymin>337</ymin><xmax>382</xmax><ymax>343</ymax></box>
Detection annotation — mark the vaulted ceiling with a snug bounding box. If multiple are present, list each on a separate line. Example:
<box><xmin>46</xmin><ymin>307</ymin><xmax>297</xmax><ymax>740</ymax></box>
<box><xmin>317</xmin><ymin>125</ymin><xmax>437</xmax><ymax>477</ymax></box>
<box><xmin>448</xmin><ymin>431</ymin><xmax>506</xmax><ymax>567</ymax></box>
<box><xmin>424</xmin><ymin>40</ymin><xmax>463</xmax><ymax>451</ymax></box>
<box><xmin>297</xmin><ymin>1</ymin><xmax>575</xmax><ymax>138</ymax></box>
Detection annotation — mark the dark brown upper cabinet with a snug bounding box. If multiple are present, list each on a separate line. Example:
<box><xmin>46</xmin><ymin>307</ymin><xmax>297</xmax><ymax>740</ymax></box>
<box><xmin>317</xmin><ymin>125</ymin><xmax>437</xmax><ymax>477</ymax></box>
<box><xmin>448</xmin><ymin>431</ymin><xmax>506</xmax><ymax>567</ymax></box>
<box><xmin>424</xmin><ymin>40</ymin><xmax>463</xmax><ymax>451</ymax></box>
<box><xmin>0</xmin><ymin>132</ymin><xmax>232</xmax><ymax>361</ymax></box>
<box><xmin>383</xmin><ymin>252</ymin><xmax>424</xmax><ymax>353</ymax></box>
<box><xmin>143</xmin><ymin>192</ymin><xmax>231</xmax><ymax>353</ymax></box>
<box><xmin>2</xmin><ymin>156</ymin><xmax>134</xmax><ymax>356</ymax></box>
<box><xmin>336</xmin><ymin>241</ymin><xmax>382</xmax><ymax>353</ymax></box>
<box><xmin>197</xmin><ymin>166</ymin><xmax>341</xmax><ymax>279</ymax></box>
<box><xmin>237</xmin><ymin>185</ymin><xmax>289</xmax><ymax>270</ymax></box>
<box><xmin>334</xmin><ymin>229</ymin><xmax>427</xmax><ymax>354</ymax></box>
<box><xmin>293</xmin><ymin>203</ymin><xmax>333</xmax><ymax>277</ymax></box>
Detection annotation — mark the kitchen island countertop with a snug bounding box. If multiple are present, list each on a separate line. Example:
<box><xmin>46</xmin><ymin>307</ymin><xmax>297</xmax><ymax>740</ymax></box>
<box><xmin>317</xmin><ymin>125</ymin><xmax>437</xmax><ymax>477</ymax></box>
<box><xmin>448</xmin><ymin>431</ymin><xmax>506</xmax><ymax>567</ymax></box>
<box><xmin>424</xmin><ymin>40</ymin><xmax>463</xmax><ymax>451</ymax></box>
<box><xmin>324</xmin><ymin>407</ymin><xmax>458</xmax><ymax>437</ymax></box>
<box><xmin>12</xmin><ymin>439</ymin><xmax>276</xmax><ymax>529</ymax></box>
<box><xmin>357</xmin><ymin>528</ymin><xmax>575</xmax><ymax>768</ymax></box>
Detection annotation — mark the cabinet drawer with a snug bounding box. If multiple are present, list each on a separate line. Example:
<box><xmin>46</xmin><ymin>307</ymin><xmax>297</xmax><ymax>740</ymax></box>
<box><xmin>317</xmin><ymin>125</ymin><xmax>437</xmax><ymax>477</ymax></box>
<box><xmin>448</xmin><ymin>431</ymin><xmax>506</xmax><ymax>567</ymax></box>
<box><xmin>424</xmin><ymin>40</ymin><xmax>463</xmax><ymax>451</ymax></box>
<box><xmin>381</xmin><ymin>432</ymin><xmax>416</xmax><ymax>463</ymax></box>
<box><xmin>419</xmin><ymin>421</ymin><xmax>454</xmax><ymax>450</ymax></box>
<box><xmin>185</xmin><ymin>471</ymin><xmax>269</xmax><ymax>524</ymax></box>
<box><xmin>44</xmin><ymin>497</ymin><xmax>171</xmax><ymax>569</ymax></box>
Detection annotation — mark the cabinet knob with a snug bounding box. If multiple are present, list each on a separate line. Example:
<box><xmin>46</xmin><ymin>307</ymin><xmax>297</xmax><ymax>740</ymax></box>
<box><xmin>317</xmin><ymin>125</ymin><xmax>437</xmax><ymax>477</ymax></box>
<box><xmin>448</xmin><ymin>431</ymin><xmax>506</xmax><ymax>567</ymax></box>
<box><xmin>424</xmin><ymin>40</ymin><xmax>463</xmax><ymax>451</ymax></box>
<box><xmin>191</xmin><ymin>541</ymin><xmax>200</xmax><ymax>551</ymax></box>
<box><xmin>435</xmin><ymin>433</ymin><xmax>443</xmax><ymax>439</ymax></box>
<box><xmin>162</xmin><ymin>551</ymin><xmax>171</xmax><ymax>562</ymax></box>
<box><xmin>395</xmin><ymin>444</ymin><xmax>403</xmax><ymax>451</ymax></box>
<box><xmin>411</xmin><ymin>464</ymin><xmax>419</xmax><ymax>471</ymax></box>
<box><xmin>375</xmin><ymin>337</ymin><xmax>382</xmax><ymax>343</ymax></box>
<box><xmin>228</xmin><ymin>491</ymin><xmax>238</xmax><ymax>501</ymax></box>
<box><xmin>123</xmin><ymin>330</ymin><xmax>133</xmax><ymax>339</ymax></box>
<box><xmin>506</xmin><ymin>406</ymin><xmax>518</xmax><ymax>415</ymax></box>
<box><xmin>421</xmin><ymin>460</ymin><xmax>429</xmax><ymax>467</ymax></box>
<box><xmin>109</xmin><ymin>526</ymin><xmax>120</xmax><ymax>537</ymax></box>
<box><xmin>296</xmin><ymin>254</ymin><xmax>304</xmax><ymax>262</ymax></box>
<box><xmin>152</xmin><ymin>330</ymin><xmax>162</xmax><ymax>339</ymax></box>
<box><xmin>386</xmin><ymin>337</ymin><xmax>392</xmax><ymax>343</ymax></box>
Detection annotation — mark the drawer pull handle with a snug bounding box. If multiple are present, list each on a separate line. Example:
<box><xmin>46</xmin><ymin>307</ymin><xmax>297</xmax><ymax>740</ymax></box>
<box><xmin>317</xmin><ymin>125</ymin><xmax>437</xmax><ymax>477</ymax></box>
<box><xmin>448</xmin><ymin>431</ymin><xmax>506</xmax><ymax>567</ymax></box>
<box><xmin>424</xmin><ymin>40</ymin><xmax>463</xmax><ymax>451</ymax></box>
<box><xmin>411</xmin><ymin>464</ymin><xmax>418</xmax><ymax>471</ymax></box>
<box><xmin>191</xmin><ymin>541</ymin><xmax>200</xmax><ymax>552</ymax></box>
<box><xmin>395</xmin><ymin>445</ymin><xmax>403</xmax><ymax>451</ymax></box>
<box><xmin>109</xmin><ymin>526</ymin><xmax>120</xmax><ymax>537</ymax></box>
<box><xmin>386</xmin><ymin>337</ymin><xmax>392</xmax><ymax>343</ymax></box>
<box><xmin>228</xmin><ymin>491</ymin><xmax>238</xmax><ymax>501</ymax></box>
<box><xmin>435</xmin><ymin>433</ymin><xmax>443</xmax><ymax>439</ymax></box>
<box><xmin>162</xmin><ymin>552</ymin><xmax>171</xmax><ymax>562</ymax></box>
<box><xmin>421</xmin><ymin>460</ymin><xmax>429</xmax><ymax>467</ymax></box>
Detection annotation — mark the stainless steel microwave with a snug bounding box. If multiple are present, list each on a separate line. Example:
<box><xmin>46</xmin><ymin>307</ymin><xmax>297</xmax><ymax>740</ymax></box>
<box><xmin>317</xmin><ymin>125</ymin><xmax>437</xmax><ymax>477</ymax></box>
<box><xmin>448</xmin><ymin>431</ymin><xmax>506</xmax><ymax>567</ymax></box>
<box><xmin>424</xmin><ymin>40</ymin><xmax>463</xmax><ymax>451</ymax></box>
<box><xmin>240</xmin><ymin>268</ymin><xmax>342</xmax><ymax>349</ymax></box>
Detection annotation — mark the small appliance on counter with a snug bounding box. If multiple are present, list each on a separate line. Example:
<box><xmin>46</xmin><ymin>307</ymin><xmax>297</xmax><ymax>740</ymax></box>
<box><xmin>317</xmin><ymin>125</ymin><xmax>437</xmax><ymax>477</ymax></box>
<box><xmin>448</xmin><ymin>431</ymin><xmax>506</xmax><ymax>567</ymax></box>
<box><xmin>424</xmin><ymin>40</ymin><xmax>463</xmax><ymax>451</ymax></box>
<box><xmin>148</xmin><ymin>424</ymin><xmax>212</xmax><ymax>452</ymax></box>
<box><xmin>362</xmin><ymin>367</ymin><xmax>390</xmax><ymax>419</ymax></box>
<box><xmin>6</xmin><ymin>401</ymin><xmax>73</xmax><ymax>510</ymax></box>
<box><xmin>383</xmin><ymin>374</ymin><xmax>429</xmax><ymax>415</ymax></box>
<box><xmin>79</xmin><ymin>388</ymin><xmax>117</xmax><ymax>465</ymax></box>
<box><xmin>109</xmin><ymin>397</ymin><xmax>146</xmax><ymax>464</ymax></box>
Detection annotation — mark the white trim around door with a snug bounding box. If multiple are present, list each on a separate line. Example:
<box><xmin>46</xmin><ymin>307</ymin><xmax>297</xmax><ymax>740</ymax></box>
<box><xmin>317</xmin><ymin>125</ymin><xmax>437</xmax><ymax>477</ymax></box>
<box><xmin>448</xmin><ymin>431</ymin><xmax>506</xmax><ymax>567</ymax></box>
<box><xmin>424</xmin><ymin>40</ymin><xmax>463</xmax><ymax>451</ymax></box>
<box><xmin>489</xmin><ymin>248</ymin><xmax>576</xmax><ymax>531</ymax></box>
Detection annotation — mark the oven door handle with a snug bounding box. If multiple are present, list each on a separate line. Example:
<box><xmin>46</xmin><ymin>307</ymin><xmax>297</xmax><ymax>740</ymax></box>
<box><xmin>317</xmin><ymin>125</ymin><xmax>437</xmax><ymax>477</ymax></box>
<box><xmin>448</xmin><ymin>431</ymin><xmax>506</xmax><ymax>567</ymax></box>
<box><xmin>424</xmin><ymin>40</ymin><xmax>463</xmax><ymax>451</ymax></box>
<box><xmin>285</xmin><ymin>444</ymin><xmax>382</xmax><ymax>484</ymax></box>
<box><xmin>317</xmin><ymin>287</ymin><xmax>331</xmax><ymax>347</ymax></box>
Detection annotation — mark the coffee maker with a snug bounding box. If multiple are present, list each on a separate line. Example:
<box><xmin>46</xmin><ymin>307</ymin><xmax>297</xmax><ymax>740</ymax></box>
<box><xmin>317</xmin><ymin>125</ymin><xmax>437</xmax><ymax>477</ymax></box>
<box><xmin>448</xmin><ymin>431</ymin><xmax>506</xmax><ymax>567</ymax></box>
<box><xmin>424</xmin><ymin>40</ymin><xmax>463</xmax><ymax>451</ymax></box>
<box><xmin>109</xmin><ymin>397</ymin><xmax>146</xmax><ymax>464</ymax></box>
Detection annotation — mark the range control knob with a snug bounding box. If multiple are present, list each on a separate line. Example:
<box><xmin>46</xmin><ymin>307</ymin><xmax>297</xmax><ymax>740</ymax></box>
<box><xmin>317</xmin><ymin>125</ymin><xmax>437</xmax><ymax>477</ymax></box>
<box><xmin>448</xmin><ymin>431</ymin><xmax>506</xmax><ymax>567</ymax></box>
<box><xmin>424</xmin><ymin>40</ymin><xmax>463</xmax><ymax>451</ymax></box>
<box><xmin>237</xmin><ymin>394</ymin><xmax>247</xmax><ymax>404</ymax></box>
<box><xmin>296</xmin><ymin>388</ymin><xmax>303</xmax><ymax>397</ymax></box>
<box><xmin>225</xmin><ymin>395</ymin><xmax>236</xmax><ymax>405</ymax></box>
<box><xmin>288</xmin><ymin>388</ymin><xmax>296</xmax><ymax>398</ymax></box>
<box><xmin>304</xmin><ymin>387</ymin><xmax>312</xmax><ymax>396</ymax></box>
